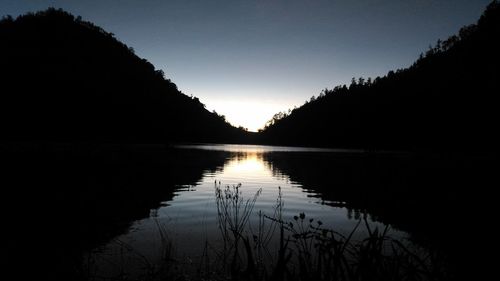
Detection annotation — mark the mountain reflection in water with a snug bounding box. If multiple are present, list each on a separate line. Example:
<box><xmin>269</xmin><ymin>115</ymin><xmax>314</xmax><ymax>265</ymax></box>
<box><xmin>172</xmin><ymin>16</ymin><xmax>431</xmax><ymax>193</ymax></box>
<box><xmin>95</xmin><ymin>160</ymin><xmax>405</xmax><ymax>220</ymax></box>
<box><xmin>5</xmin><ymin>143</ymin><xmax>493</xmax><ymax>280</ymax></box>
<box><xmin>88</xmin><ymin>144</ymin><xmax>406</xmax><ymax>278</ymax></box>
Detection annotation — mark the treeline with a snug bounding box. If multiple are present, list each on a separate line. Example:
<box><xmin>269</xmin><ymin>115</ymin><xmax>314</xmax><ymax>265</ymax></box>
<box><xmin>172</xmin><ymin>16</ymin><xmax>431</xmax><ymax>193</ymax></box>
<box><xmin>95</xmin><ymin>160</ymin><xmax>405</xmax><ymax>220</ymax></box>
<box><xmin>261</xmin><ymin>1</ymin><xmax>500</xmax><ymax>151</ymax></box>
<box><xmin>0</xmin><ymin>8</ymin><xmax>251</xmax><ymax>144</ymax></box>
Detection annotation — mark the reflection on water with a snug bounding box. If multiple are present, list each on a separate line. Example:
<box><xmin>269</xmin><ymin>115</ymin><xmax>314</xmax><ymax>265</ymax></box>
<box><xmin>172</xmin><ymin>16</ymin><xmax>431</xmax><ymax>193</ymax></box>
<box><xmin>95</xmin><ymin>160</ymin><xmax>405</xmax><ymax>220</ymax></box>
<box><xmin>4</xmin><ymin>143</ymin><xmax>492</xmax><ymax>280</ymax></box>
<box><xmin>174</xmin><ymin>143</ymin><xmax>355</xmax><ymax>153</ymax></box>
<box><xmin>89</xmin><ymin>144</ymin><xmax>404</xmax><ymax>278</ymax></box>
<box><xmin>5</xmin><ymin>143</ymin><xmax>493</xmax><ymax>280</ymax></box>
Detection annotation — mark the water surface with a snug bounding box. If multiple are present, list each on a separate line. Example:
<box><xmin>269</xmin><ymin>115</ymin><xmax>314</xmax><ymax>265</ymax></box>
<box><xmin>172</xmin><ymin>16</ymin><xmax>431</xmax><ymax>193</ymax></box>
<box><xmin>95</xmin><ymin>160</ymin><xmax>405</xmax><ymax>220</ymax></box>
<box><xmin>89</xmin><ymin>144</ymin><xmax>405</xmax><ymax>277</ymax></box>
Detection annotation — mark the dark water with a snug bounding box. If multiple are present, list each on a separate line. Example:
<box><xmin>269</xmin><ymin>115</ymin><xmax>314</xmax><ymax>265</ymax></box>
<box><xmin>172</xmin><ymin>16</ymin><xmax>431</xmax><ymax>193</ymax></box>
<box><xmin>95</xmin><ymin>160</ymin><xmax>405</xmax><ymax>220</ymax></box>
<box><xmin>87</xmin><ymin>144</ymin><xmax>407</xmax><ymax>277</ymax></box>
<box><xmin>4</xmin><ymin>143</ymin><xmax>495</xmax><ymax>280</ymax></box>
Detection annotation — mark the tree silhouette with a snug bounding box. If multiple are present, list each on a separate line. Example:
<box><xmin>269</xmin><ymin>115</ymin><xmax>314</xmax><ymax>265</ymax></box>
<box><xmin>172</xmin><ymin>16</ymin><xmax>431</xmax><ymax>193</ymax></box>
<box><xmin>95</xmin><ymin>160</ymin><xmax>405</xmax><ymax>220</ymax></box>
<box><xmin>261</xmin><ymin>1</ymin><xmax>500</xmax><ymax>151</ymax></box>
<box><xmin>0</xmin><ymin>8</ymin><xmax>251</xmax><ymax>144</ymax></box>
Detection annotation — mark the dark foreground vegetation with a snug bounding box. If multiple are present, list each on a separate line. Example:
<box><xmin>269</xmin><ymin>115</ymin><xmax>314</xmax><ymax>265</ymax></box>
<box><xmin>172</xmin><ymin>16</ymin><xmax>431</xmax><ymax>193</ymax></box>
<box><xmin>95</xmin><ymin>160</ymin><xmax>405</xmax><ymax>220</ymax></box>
<box><xmin>261</xmin><ymin>1</ymin><xmax>500</xmax><ymax>151</ymax></box>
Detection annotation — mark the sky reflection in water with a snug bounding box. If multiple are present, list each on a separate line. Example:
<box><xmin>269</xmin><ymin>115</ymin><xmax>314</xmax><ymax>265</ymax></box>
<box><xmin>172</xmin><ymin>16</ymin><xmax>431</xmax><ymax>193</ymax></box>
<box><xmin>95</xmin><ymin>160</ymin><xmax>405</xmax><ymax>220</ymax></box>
<box><xmin>92</xmin><ymin>144</ymin><xmax>404</xmax><ymax>276</ymax></box>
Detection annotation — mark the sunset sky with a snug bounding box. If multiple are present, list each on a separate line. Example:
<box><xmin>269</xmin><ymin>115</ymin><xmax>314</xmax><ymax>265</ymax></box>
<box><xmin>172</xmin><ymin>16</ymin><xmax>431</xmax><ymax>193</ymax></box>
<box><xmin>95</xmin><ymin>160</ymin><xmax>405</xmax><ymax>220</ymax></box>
<box><xmin>2</xmin><ymin>0</ymin><xmax>491</xmax><ymax>131</ymax></box>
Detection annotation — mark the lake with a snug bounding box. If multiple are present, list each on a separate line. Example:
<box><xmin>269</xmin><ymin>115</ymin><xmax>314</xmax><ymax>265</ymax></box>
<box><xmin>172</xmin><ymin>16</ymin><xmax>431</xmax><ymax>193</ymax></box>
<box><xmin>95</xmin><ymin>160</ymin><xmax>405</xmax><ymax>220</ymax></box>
<box><xmin>87</xmin><ymin>144</ymin><xmax>413</xmax><ymax>279</ymax></box>
<box><xmin>5</xmin><ymin>142</ymin><xmax>486</xmax><ymax>280</ymax></box>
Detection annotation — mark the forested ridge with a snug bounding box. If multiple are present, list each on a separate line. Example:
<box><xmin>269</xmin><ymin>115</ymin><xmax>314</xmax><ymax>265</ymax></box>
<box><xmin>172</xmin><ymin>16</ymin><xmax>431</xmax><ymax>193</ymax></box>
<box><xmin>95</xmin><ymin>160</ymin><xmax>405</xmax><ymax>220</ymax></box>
<box><xmin>261</xmin><ymin>1</ymin><xmax>500</xmax><ymax>151</ymax></box>
<box><xmin>1</xmin><ymin>3</ymin><xmax>499</xmax><ymax>150</ymax></box>
<box><xmin>0</xmin><ymin>8</ymin><xmax>250</xmax><ymax>143</ymax></box>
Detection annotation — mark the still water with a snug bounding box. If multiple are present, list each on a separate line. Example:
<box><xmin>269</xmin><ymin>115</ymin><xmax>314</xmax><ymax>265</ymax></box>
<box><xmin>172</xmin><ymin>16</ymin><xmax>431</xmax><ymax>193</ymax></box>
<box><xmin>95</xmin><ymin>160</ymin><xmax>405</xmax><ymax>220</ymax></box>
<box><xmin>89</xmin><ymin>144</ymin><xmax>406</xmax><ymax>277</ymax></box>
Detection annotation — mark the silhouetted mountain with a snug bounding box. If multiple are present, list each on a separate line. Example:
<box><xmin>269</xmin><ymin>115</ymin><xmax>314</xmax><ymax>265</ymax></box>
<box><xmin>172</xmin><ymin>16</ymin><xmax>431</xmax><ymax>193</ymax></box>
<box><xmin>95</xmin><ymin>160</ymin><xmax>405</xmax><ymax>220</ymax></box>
<box><xmin>0</xmin><ymin>8</ymin><xmax>250</xmax><ymax>143</ymax></box>
<box><xmin>261</xmin><ymin>1</ymin><xmax>500</xmax><ymax>151</ymax></box>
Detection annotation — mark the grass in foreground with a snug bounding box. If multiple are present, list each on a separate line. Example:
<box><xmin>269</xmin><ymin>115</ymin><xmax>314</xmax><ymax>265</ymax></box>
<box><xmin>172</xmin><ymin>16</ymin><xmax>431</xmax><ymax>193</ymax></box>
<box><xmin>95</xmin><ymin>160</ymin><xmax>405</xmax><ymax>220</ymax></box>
<box><xmin>84</xmin><ymin>183</ymin><xmax>451</xmax><ymax>281</ymax></box>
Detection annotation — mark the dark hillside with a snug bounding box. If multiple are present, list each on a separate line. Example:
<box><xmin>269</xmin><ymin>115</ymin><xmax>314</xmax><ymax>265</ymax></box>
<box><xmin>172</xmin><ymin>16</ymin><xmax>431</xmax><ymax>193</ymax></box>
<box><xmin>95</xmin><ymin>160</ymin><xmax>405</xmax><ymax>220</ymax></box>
<box><xmin>262</xmin><ymin>1</ymin><xmax>500</xmax><ymax>151</ymax></box>
<box><xmin>0</xmin><ymin>8</ymin><xmax>248</xmax><ymax>143</ymax></box>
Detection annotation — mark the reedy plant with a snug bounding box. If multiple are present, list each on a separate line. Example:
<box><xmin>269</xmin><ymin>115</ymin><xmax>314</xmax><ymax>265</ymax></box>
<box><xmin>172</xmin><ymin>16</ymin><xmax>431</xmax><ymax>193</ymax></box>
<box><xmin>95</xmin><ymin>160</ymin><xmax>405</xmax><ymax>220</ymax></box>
<box><xmin>214</xmin><ymin>183</ymin><xmax>450</xmax><ymax>281</ymax></box>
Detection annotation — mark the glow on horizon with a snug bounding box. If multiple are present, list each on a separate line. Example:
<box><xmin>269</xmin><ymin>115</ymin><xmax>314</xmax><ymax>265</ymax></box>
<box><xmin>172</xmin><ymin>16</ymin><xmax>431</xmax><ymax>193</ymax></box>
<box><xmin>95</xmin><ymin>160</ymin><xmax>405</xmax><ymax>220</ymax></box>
<box><xmin>201</xmin><ymin>97</ymin><xmax>300</xmax><ymax>132</ymax></box>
